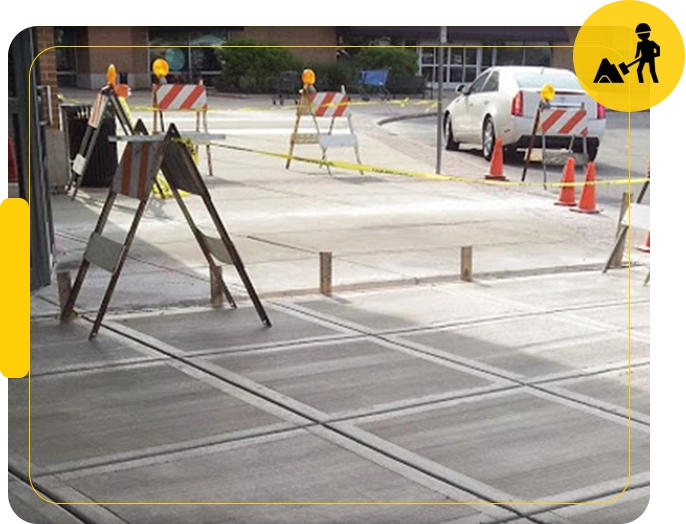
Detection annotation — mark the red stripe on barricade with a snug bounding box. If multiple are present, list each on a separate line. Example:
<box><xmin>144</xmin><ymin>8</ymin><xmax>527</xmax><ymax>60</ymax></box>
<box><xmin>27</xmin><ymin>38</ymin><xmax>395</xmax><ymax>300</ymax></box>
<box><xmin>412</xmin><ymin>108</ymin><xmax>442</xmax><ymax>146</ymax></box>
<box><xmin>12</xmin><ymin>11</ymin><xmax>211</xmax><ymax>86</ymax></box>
<box><xmin>333</xmin><ymin>95</ymin><xmax>349</xmax><ymax>117</ymax></box>
<box><xmin>179</xmin><ymin>86</ymin><xmax>205</xmax><ymax>110</ymax></box>
<box><xmin>157</xmin><ymin>84</ymin><xmax>184</xmax><ymax>110</ymax></box>
<box><xmin>540</xmin><ymin>109</ymin><xmax>566</xmax><ymax>133</ymax></box>
<box><xmin>137</xmin><ymin>142</ymin><xmax>150</xmax><ymax>199</ymax></box>
<box><xmin>315</xmin><ymin>92</ymin><xmax>336</xmax><ymax>117</ymax></box>
<box><xmin>558</xmin><ymin>110</ymin><xmax>587</xmax><ymax>134</ymax></box>
<box><xmin>119</xmin><ymin>144</ymin><xmax>133</xmax><ymax>196</ymax></box>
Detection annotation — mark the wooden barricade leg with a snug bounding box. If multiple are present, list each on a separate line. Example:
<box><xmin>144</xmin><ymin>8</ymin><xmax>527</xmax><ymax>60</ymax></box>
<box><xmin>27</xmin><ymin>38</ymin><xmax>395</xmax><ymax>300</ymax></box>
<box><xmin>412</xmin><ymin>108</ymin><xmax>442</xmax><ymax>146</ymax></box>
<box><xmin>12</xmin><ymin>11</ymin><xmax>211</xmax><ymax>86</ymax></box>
<box><xmin>88</xmin><ymin>194</ymin><xmax>151</xmax><ymax>340</ymax></box>
<box><xmin>168</xmin><ymin>183</ymin><xmax>237</xmax><ymax>309</ymax></box>
<box><xmin>521</xmin><ymin>104</ymin><xmax>542</xmax><ymax>182</ymax></box>
<box><xmin>203</xmin><ymin>196</ymin><xmax>271</xmax><ymax>326</ymax></box>
<box><xmin>202</xmin><ymin>110</ymin><xmax>214</xmax><ymax>176</ymax></box>
<box><xmin>71</xmin><ymin>90</ymin><xmax>135</xmax><ymax>200</ymax></box>
<box><xmin>347</xmin><ymin>115</ymin><xmax>364</xmax><ymax>175</ymax></box>
<box><xmin>60</xmin><ymin>190</ymin><xmax>118</xmax><ymax>322</ymax></box>
<box><xmin>603</xmin><ymin>176</ymin><xmax>650</xmax><ymax>273</ymax></box>
<box><xmin>286</xmin><ymin>93</ymin><xmax>306</xmax><ymax>170</ymax></box>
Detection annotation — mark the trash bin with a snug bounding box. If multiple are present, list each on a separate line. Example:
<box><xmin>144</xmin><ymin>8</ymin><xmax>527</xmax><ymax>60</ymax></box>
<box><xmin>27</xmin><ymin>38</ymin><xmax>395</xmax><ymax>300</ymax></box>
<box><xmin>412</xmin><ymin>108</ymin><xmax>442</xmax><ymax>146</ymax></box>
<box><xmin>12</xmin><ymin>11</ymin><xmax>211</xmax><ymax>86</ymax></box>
<box><xmin>61</xmin><ymin>103</ymin><xmax>118</xmax><ymax>188</ymax></box>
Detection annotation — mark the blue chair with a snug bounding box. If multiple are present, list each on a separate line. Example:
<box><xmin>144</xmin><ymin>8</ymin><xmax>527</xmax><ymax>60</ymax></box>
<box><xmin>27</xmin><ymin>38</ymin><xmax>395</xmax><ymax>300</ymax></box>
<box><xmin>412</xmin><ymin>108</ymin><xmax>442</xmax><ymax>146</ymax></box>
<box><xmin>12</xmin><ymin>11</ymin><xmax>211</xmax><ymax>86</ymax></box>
<box><xmin>357</xmin><ymin>69</ymin><xmax>391</xmax><ymax>101</ymax></box>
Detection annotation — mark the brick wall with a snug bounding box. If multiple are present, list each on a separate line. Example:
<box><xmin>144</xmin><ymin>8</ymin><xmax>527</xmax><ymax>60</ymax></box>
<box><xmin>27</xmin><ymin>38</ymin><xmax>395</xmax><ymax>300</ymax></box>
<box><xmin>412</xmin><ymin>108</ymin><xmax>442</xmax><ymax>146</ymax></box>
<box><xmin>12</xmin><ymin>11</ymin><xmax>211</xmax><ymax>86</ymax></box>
<box><xmin>551</xmin><ymin>27</ymin><xmax>579</xmax><ymax>72</ymax></box>
<box><xmin>35</xmin><ymin>27</ymin><xmax>59</xmax><ymax>129</ymax></box>
<box><xmin>240</xmin><ymin>27</ymin><xmax>338</xmax><ymax>63</ymax></box>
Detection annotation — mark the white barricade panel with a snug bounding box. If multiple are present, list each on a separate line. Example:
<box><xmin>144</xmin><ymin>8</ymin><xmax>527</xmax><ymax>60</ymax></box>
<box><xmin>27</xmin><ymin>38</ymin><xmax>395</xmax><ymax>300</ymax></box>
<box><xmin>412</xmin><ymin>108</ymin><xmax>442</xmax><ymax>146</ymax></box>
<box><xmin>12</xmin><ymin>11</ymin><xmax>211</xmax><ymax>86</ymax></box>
<box><xmin>621</xmin><ymin>203</ymin><xmax>650</xmax><ymax>231</ymax></box>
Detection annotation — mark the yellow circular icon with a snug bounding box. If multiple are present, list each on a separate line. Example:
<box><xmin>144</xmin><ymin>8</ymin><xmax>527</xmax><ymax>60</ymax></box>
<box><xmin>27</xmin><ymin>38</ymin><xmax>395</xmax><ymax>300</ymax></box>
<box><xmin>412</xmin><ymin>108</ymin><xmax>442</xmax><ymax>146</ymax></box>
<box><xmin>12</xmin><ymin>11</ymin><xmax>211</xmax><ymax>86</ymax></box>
<box><xmin>574</xmin><ymin>0</ymin><xmax>684</xmax><ymax>112</ymax></box>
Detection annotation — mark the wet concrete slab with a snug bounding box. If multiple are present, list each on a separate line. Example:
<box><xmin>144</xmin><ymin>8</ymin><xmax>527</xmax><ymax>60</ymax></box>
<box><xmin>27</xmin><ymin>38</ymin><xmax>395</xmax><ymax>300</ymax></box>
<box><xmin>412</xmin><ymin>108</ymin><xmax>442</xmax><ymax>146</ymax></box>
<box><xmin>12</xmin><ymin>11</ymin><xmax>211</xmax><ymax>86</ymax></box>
<box><xmin>398</xmin><ymin>319</ymin><xmax>642</xmax><ymax>380</ymax></box>
<box><xmin>548</xmin><ymin>365</ymin><xmax>650</xmax><ymax>418</ymax></box>
<box><xmin>8</xmin><ymin>475</ymin><xmax>87</xmax><ymax>524</ymax></box>
<box><xmin>292</xmin><ymin>285</ymin><xmax>531</xmax><ymax>333</ymax></box>
<box><xmin>110</xmin><ymin>306</ymin><xmax>348</xmax><ymax>354</ymax></box>
<box><xmin>59</xmin><ymin>431</ymin><xmax>486</xmax><ymax>524</ymax></box>
<box><xmin>10</xmin><ymin>361</ymin><xmax>289</xmax><ymax>473</ymax></box>
<box><xmin>546</xmin><ymin>485</ymin><xmax>650</xmax><ymax>523</ymax></box>
<box><xmin>357</xmin><ymin>390</ymin><xmax>649</xmax><ymax>502</ymax></box>
<box><xmin>203</xmin><ymin>338</ymin><xmax>496</xmax><ymax>416</ymax></box>
<box><xmin>29</xmin><ymin>319</ymin><xmax>158</xmax><ymax>375</ymax></box>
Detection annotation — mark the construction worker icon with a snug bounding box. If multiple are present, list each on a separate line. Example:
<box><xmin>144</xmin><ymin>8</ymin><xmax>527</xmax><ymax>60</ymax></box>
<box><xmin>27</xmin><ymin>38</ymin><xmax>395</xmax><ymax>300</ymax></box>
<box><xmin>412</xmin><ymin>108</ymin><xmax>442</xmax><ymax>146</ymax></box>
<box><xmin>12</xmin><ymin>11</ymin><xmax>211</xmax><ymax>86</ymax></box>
<box><xmin>593</xmin><ymin>23</ymin><xmax>660</xmax><ymax>84</ymax></box>
<box><xmin>634</xmin><ymin>22</ymin><xmax>660</xmax><ymax>83</ymax></box>
<box><xmin>574</xmin><ymin>1</ymin><xmax>684</xmax><ymax>112</ymax></box>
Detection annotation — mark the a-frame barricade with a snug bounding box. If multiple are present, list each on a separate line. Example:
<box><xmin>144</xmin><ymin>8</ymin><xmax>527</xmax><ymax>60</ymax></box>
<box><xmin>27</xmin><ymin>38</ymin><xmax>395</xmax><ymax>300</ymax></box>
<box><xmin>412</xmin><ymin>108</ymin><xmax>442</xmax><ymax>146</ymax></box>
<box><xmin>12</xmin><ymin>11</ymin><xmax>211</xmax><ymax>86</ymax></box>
<box><xmin>60</xmin><ymin>119</ymin><xmax>272</xmax><ymax>339</ymax></box>
<box><xmin>68</xmin><ymin>85</ymin><xmax>142</xmax><ymax>200</ymax></box>
<box><xmin>286</xmin><ymin>89</ymin><xmax>363</xmax><ymax>175</ymax></box>
<box><xmin>602</xmin><ymin>173</ymin><xmax>650</xmax><ymax>285</ymax></box>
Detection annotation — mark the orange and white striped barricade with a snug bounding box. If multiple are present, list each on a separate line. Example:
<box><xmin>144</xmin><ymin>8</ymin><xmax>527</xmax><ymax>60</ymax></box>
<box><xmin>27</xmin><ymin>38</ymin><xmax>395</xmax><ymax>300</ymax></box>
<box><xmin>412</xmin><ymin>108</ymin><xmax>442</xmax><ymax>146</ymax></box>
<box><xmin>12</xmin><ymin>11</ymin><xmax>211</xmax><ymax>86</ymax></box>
<box><xmin>287</xmin><ymin>89</ymin><xmax>363</xmax><ymax>175</ymax></box>
<box><xmin>152</xmin><ymin>81</ymin><xmax>216</xmax><ymax>176</ymax></box>
<box><xmin>60</xmin><ymin>120</ymin><xmax>271</xmax><ymax>339</ymax></box>
<box><xmin>68</xmin><ymin>85</ymin><xmax>136</xmax><ymax>200</ymax></box>
<box><xmin>522</xmin><ymin>101</ymin><xmax>589</xmax><ymax>187</ymax></box>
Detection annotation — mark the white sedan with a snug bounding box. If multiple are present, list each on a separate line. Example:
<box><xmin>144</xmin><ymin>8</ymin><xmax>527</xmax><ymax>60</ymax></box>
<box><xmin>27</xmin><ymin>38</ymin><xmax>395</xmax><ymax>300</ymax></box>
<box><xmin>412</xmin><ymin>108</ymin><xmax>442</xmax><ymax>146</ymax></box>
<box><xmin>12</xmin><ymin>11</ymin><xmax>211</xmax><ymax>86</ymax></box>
<box><xmin>443</xmin><ymin>66</ymin><xmax>606</xmax><ymax>161</ymax></box>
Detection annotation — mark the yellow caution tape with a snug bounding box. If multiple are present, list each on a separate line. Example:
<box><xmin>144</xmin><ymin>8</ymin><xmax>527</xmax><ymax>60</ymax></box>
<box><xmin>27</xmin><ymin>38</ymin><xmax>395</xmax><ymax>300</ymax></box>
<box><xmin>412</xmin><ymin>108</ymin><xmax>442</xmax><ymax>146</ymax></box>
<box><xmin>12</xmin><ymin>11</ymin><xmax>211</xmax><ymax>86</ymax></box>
<box><xmin>237</xmin><ymin>98</ymin><xmax>438</xmax><ymax>112</ymax></box>
<box><xmin>199</xmin><ymin>140</ymin><xmax>650</xmax><ymax>189</ymax></box>
<box><xmin>152</xmin><ymin>174</ymin><xmax>190</xmax><ymax>199</ymax></box>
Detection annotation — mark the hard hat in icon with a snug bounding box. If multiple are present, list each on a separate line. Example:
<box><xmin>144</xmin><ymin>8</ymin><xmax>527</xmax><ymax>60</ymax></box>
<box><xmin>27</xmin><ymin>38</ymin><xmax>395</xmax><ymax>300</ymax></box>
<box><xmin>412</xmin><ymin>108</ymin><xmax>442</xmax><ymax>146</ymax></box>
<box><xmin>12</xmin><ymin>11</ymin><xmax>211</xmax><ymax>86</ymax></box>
<box><xmin>636</xmin><ymin>22</ymin><xmax>651</xmax><ymax>34</ymax></box>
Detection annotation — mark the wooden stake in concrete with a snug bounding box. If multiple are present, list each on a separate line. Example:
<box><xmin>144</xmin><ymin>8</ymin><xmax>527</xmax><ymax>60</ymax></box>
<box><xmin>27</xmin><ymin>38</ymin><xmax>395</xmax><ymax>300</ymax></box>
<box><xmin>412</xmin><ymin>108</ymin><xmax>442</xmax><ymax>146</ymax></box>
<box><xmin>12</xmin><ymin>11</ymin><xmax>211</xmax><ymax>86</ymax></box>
<box><xmin>461</xmin><ymin>246</ymin><xmax>473</xmax><ymax>282</ymax></box>
<box><xmin>210</xmin><ymin>266</ymin><xmax>224</xmax><ymax>307</ymax></box>
<box><xmin>319</xmin><ymin>251</ymin><xmax>332</xmax><ymax>296</ymax></box>
<box><xmin>57</xmin><ymin>270</ymin><xmax>73</xmax><ymax>321</ymax></box>
<box><xmin>608</xmin><ymin>192</ymin><xmax>632</xmax><ymax>269</ymax></box>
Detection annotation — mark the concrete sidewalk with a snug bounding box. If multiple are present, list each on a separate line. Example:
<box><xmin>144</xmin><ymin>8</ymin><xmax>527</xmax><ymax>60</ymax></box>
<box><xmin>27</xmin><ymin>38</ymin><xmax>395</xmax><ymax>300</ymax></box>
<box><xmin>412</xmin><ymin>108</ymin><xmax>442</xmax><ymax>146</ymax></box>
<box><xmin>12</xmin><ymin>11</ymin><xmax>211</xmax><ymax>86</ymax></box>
<box><xmin>14</xmin><ymin>92</ymin><xmax>650</xmax><ymax>524</ymax></box>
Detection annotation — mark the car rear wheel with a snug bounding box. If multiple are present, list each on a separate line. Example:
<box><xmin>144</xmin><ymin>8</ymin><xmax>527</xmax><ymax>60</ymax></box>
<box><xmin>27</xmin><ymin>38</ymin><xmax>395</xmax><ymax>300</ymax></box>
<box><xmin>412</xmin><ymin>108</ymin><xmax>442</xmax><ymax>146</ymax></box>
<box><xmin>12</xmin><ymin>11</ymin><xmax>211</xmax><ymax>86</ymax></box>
<box><xmin>587</xmin><ymin>143</ymin><xmax>598</xmax><ymax>162</ymax></box>
<box><xmin>444</xmin><ymin>115</ymin><xmax>459</xmax><ymax>151</ymax></box>
<box><xmin>482</xmin><ymin>117</ymin><xmax>496</xmax><ymax>161</ymax></box>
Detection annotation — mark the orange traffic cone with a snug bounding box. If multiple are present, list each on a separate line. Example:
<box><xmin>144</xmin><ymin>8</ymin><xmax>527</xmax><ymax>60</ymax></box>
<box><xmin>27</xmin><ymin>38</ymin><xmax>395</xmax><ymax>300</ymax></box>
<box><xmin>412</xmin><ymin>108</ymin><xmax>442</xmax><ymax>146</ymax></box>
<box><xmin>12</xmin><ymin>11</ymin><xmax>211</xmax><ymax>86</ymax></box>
<box><xmin>485</xmin><ymin>137</ymin><xmax>508</xmax><ymax>181</ymax></box>
<box><xmin>571</xmin><ymin>161</ymin><xmax>601</xmax><ymax>214</ymax></box>
<box><xmin>554</xmin><ymin>156</ymin><xmax>577</xmax><ymax>206</ymax></box>
<box><xmin>637</xmin><ymin>232</ymin><xmax>650</xmax><ymax>252</ymax></box>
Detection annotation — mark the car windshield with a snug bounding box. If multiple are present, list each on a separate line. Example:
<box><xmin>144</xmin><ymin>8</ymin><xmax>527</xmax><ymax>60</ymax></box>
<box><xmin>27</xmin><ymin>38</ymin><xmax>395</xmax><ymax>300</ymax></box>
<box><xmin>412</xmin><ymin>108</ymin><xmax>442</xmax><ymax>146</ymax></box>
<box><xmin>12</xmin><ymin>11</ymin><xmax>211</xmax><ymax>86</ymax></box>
<box><xmin>514</xmin><ymin>70</ymin><xmax>582</xmax><ymax>90</ymax></box>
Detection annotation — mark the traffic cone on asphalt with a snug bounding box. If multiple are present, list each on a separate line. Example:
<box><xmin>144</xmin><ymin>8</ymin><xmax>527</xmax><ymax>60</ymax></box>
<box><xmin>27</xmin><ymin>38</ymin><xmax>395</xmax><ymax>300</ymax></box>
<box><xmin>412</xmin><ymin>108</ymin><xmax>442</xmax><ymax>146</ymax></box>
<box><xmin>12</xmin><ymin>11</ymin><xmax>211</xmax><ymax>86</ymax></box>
<box><xmin>554</xmin><ymin>156</ymin><xmax>577</xmax><ymax>206</ymax></box>
<box><xmin>485</xmin><ymin>137</ymin><xmax>508</xmax><ymax>181</ymax></box>
<box><xmin>571</xmin><ymin>161</ymin><xmax>601</xmax><ymax>214</ymax></box>
<box><xmin>637</xmin><ymin>232</ymin><xmax>650</xmax><ymax>252</ymax></box>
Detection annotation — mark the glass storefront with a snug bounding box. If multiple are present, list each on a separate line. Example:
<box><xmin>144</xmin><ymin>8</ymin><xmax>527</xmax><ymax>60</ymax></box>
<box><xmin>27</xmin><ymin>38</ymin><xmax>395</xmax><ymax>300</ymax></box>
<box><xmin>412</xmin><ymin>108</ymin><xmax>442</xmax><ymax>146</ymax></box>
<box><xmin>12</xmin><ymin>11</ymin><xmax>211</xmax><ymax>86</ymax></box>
<box><xmin>148</xmin><ymin>28</ymin><xmax>230</xmax><ymax>85</ymax></box>
<box><xmin>420</xmin><ymin>42</ymin><xmax>552</xmax><ymax>89</ymax></box>
<box><xmin>54</xmin><ymin>27</ymin><xmax>78</xmax><ymax>88</ymax></box>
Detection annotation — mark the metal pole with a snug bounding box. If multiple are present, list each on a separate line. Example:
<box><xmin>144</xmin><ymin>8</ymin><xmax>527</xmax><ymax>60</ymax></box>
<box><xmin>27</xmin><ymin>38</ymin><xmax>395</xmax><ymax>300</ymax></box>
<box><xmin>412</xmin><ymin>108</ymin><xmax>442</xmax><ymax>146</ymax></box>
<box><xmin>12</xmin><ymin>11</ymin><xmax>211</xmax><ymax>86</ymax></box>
<box><xmin>436</xmin><ymin>26</ymin><xmax>447</xmax><ymax>174</ymax></box>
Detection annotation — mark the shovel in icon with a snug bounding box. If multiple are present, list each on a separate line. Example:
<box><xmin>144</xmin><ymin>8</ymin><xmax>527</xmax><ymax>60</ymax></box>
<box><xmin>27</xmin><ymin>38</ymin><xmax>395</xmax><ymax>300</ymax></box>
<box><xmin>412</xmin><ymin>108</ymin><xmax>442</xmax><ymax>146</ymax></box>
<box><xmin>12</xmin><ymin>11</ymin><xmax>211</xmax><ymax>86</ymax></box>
<box><xmin>618</xmin><ymin>58</ymin><xmax>641</xmax><ymax>75</ymax></box>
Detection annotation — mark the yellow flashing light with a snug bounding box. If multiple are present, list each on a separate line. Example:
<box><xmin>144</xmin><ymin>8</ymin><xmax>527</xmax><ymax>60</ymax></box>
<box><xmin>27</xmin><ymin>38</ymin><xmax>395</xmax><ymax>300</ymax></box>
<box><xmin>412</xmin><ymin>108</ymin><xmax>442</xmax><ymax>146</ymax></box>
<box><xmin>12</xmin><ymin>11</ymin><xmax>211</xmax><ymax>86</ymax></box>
<box><xmin>107</xmin><ymin>64</ymin><xmax>117</xmax><ymax>87</ymax></box>
<box><xmin>541</xmin><ymin>83</ymin><xmax>555</xmax><ymax>102</ymax></box>
<box><xmin>153</xmin><ymin>58</ymin><xmax>170</xmax><ymax>79</ymax></box>
<box><xmin>302</xmin><ymin>68</ymin><xmax>316</xmax><ymax>86</ymax></box>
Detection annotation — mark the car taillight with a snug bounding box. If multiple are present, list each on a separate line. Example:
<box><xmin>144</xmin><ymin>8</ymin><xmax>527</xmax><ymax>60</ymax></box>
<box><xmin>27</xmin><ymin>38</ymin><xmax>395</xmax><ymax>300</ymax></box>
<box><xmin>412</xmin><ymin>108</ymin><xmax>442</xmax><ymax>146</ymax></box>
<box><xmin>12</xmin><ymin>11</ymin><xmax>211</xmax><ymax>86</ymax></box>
<box><xmin>597</xmin><ymin>103</ymin><xmax>606</xmax><ymax>119</ymax></box>
<box><xmin>511</xmin><ymin>91</ymin><xmax>524</xmax><ymax>117</ymax></box>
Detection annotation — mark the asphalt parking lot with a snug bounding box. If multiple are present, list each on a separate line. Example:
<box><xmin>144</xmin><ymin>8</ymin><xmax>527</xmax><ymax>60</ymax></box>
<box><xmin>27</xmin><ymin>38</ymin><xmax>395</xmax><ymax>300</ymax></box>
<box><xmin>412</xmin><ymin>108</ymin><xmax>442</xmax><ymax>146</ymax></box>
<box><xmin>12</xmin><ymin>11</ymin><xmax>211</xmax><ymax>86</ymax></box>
<box><xmin>382</xmin><ymin>108</ymin><xmax>650</xmax><ymax>207</ymax></box>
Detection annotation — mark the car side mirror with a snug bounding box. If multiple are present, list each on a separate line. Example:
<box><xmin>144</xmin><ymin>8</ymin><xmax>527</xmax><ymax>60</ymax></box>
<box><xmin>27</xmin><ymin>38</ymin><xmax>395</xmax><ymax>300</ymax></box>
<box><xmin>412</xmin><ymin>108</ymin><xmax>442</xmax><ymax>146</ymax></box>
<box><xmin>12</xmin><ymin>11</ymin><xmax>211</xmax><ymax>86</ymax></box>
<box><xmin>457</xmin><ymin>84</ymin><xmax>470</xmax><ymax>95</ymax></box>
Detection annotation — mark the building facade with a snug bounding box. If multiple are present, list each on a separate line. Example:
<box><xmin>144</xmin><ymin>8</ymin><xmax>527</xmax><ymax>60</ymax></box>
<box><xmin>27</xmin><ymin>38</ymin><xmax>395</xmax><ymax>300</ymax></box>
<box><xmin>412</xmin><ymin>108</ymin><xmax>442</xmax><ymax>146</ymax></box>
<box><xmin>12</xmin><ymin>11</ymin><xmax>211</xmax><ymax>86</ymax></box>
<box><xmin>45</xmin><ymin>26</ymin><xmax>577</xmax><ymax>92</ymax></box>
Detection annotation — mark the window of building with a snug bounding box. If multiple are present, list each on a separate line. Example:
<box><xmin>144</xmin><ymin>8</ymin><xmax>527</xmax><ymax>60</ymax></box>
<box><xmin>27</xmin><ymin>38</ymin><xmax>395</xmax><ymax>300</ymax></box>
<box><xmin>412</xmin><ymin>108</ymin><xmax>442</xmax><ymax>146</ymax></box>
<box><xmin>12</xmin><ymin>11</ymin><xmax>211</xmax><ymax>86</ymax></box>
<box><xmin>493</xmin><ymin>42</ymin><xmax>552</xmax><ymax>67</ymax></box>
<box><xmin>54</xmin><ymin>27</ymin><xmax>78</xmax><ymax>88</ymax></box>
<box><xmin>420</xmin><ymin>44</ymin><xmax>490</xmax><ymax>87</ymax></box>
<box><xmin>148</xmin><ymin>28</ymin><xmax>231</xmax><ymax>85</ymax></box>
